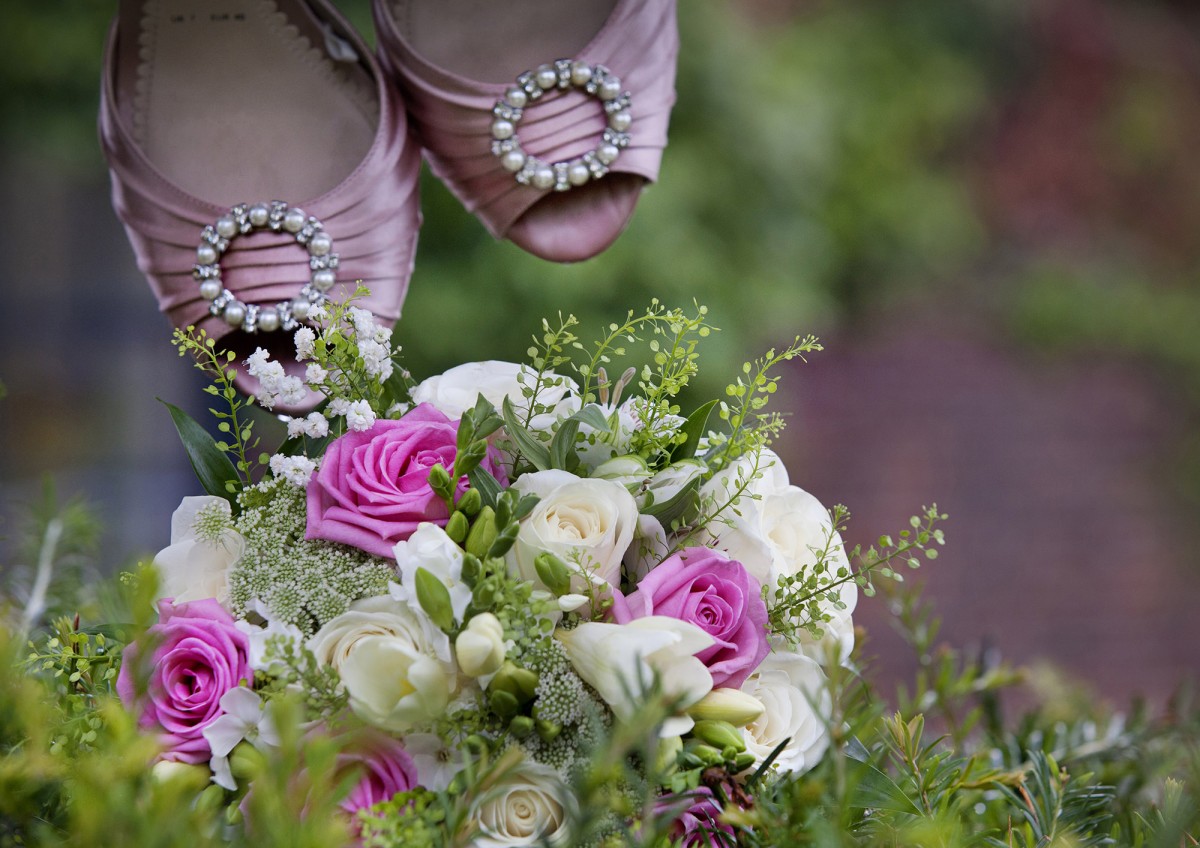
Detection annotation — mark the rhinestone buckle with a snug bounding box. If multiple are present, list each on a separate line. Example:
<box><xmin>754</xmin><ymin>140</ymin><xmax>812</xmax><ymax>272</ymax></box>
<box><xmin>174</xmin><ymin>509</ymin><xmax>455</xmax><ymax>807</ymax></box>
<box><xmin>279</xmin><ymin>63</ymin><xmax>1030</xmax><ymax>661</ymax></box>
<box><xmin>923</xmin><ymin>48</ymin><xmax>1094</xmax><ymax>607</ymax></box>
<box><xmin>193</xmin><ymin>201</ymin><xmax>339</xmax><ymax>333</ymax></box>
<box><xmin>490</xmin><ymin>59</ymin><xmax>632</xmax><ymax>192</ymax></box>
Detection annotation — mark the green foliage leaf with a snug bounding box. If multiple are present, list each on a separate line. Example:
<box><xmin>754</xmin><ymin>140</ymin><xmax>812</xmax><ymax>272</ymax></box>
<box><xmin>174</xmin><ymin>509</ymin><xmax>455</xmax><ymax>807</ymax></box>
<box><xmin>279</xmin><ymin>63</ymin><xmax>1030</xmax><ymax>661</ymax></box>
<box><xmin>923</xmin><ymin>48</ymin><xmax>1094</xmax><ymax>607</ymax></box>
<box><xmin>159</xmin><ymin>399</ymin><xmax>239</xmax><ymax>507</ymax></box>
<box><xmin>670</xmin><ymin>398</ymin><xmax>717</xmax><ymax>462</ymax></box>
<box><xmin>501</xmin><ymin>396</ymin><xmax>551</xmax><ymax>471</ymax></box>
<box><xmin>467</xmin><ymin>467</ymin><xmax>503</xmax><ymax>510</ymax></box>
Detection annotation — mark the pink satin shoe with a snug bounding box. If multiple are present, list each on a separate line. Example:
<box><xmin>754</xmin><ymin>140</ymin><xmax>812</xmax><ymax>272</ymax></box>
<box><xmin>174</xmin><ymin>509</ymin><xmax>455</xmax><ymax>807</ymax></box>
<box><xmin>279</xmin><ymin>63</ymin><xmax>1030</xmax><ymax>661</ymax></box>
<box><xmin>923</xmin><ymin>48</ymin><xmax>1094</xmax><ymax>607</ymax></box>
<box><xmin>100</xmin><ymin>0</ymin><xmax>422</xmax><ymax>412</ymax></box>
<box><xmin>373</xmin><ymin>0</ymin><xmax>678</xmax><ymax>263</ymax></box>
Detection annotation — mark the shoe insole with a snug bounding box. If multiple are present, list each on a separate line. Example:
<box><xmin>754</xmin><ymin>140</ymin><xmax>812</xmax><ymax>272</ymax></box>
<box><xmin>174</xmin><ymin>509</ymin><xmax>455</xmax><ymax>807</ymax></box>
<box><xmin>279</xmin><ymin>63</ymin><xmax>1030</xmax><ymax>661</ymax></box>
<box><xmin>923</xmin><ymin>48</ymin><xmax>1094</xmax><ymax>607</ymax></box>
<box><xmin>118</xmin><ymin>0</ymin><xmax>378</xmax><ymax>204</ymax></box>
<box><xmin>395</xmin><ymin>0</ymin><xmax>619</xmax><ymax>83</ymax></box>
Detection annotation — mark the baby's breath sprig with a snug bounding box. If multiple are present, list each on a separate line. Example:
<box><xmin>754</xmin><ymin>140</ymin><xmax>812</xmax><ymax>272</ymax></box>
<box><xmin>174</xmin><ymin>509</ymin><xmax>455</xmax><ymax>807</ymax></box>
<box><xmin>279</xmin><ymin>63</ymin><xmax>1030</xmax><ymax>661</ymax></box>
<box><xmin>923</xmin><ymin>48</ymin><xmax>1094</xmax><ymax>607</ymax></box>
<box><xmin>172</xmin><ymin>325</ymin><xmax>262</xmax><ymax>487</ymax></box>
<box><xmin>706</xmin><ymin>335</ymin><xmax>823</xmax><ymax>472</ymax></box>
<box><xmin>295</xmin><ymin>285</ymin><xmax>408</xmax><ymax>425</ymax></box>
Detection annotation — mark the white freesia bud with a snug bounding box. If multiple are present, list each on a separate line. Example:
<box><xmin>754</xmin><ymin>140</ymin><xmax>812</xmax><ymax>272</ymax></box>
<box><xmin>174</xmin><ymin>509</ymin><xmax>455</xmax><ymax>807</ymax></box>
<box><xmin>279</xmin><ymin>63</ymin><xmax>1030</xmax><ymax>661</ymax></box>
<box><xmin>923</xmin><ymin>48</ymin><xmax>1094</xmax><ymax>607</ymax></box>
<box><xmin>455</xmin><ymin>613</ymin><xmax>506</xmax><ymax>677</ymax></box>
<box><xmin>154</xmin><ymin>496</ymin><xmax>243</xmax><ymax>608</ymax></box>
<box><xmin>508</xmin><ymin>470</ymin><xmax>638</xmax><ymax>592</ymax></box>
<box><xmin>557</xmin><ymin>616</ymin><xmax>715</xmax><ymax>737</ymax></box>
<box><xmin>687</xmin><ymin>687</ymin><xmax>766</xmax><ymax>727</ymax></box>
<box><xmin>740</xmin><ymin>651</ymin><xmax>831</xmax><ymax>775</ymax></box>
<box><xmin>150</xmin><ymin>760</ymin><xmax>208</xmax><ymax>785</ymax></box>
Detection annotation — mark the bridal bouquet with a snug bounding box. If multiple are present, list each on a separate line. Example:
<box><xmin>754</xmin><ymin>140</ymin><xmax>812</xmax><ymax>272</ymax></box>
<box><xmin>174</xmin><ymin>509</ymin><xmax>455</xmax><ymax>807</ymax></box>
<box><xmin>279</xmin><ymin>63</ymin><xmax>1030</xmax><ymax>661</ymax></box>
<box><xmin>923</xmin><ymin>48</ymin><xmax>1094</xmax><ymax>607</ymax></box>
<box><xmin>13</xmin><ymin>292</ymin><xmax>1200</xmax><ymax>848</ymax></box>
<box><xmin>105</xmin><ymin>293</ymin><xmax>937</xmax><ymax>846</ymax></box>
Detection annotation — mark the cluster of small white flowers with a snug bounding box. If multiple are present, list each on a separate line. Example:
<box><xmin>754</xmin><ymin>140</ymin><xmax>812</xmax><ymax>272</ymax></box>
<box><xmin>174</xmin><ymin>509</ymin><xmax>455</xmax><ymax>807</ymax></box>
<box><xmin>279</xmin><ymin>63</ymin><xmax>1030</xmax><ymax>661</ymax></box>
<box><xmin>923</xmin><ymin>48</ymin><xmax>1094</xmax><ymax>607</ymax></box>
<box><xmin>244</xmin><ymin>348</ymin><xmax>306</xmax><ymax>410</ymax></box>
<box><xmin>344</xmin><ymin>399</ymin><xmax>377</xmax><ymax>431</ymax></box>
<box><xmin>228</xmin><ymin>476</ymin><xmax>393</xmax><ymax>635</ymax></box>
<box><xmin>347</xmin><ymin>306</ymin><xmax>395</xmax><ymax>382</ymax></box>
<box><xmin>284</xmin><ymin>411</ymin><xmax>330</xmax><ymax>440</ymax></box>
<box><xmin>268</xmin><ymin>454</ymin><xmax>317</xmax><ymax>487</ymax></box>
<box><xmin>359</xmin><ymin>338</ymin><xmax>392</xmax><ymax>380</ymax></box>
<box><xmin>293</xmin><ymin>326</ymin><xmax>316</xmax><ymax>361</ymax></box>
<box><xmin>305</xmin><ymin>363</ymin><xmax>328</xmax><ymax>384</ymax></box>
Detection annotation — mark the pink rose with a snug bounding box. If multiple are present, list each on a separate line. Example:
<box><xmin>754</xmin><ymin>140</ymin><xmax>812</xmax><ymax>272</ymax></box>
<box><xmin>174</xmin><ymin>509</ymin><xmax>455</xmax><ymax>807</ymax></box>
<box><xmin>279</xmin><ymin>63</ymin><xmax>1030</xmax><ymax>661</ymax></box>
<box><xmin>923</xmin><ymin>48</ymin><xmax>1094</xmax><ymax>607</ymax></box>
<box><xmin>241</xmin><ymin>730</ymin><xmax>417</xmax><ymax>837</ymax></box>
<box><xmin>336</xmin><ymin>731</ymin><xmax>419</xmax><ymax>819</ymax></box>
<box><xmin>658</xmin><ymin>788</ymin><xmax>736</xmax><ymax>847</ymax></box>
<box><xmin>117</xmin><ymin>597</ymin><xmax>251</xmax><ymax>763</ymax></box>
<box><xmin>615</xmin><ymin>547</ymin><xmax>769</xmax><ymax>689</ymax></box>
<box><xmin>306</xmin><ymin>403</ymin><xmax>506</xmax><ymax>558</ymax></box>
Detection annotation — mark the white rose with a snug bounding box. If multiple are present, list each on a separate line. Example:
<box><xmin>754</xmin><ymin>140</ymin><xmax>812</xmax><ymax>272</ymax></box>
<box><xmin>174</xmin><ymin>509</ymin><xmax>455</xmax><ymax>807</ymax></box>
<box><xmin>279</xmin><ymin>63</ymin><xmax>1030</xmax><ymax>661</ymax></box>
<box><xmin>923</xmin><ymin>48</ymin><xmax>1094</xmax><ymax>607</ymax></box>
<box><xmin>411</xmin><ymin>360</ymin><xmax>578</xmax><ymax>430</ymax></box>
<box><xmin>740</xmin><ymin>651</ymin><xmax>831</xmax><ymax>775</ymax></box>
<box><xmin>153</xmin><ymin>496</ymin><xmax>243</xmax><ymax>608</ymax></box>
<box><xmin>508</xmin><ymin>470</ymin><xmax>638</xmax><ymax>592</ymax></box>
<box><xmin>308</xmin><ymin>595</ymin><xmax>452</xmax><ymax>669</ymax></box>
<box><xmin>471</xmin><ymin>759</ymin><xmax>570</xmax><ymax>847</ymax></box>
<box><xmin>557</xmin><ymin>617</ymin><xmax>715</xmax><ymax>737</ymax></box>
<box><xmin>703</xmin><ymin>447</ymin><xmax>791</xmax><ymax>502</ymax></box>
<box><xmin>391</xmin><ymin>523</ymin><xmax>472</xmax><ymax>624</ymax></box>
<box><xmin>796</xmin><ymin>600</ymin><xmax>856</xmax><ymax>668</ymax></box>
<box><xmin>703</xmin><ymin>460</ymin><xmax>857</xmax><ymax>665</ymax></box>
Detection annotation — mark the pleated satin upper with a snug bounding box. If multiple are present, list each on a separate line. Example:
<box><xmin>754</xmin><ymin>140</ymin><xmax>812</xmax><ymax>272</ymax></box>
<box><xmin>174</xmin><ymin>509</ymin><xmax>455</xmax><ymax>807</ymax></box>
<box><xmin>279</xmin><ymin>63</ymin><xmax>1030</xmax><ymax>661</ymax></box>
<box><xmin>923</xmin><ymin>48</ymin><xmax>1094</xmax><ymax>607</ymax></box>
<box><xmin>99</xmin><ymin>4</ymin><xmax>422</xmax><ymax>351</ymax></box>
<box><xmin>373</xmin><ymin>0</ymin><xmax>678</xmax><ymax>242</ymax></box>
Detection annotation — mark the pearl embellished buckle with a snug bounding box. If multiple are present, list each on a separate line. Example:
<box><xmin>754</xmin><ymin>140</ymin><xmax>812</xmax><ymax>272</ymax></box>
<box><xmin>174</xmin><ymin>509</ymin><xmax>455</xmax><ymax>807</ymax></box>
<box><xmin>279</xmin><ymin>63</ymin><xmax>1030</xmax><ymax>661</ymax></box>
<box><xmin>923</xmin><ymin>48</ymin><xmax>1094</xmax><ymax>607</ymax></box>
<box><xmin>490</xmin><ymin>59</ymin><xmax>632</xmax><ymax>192</ymax></box>
<box><xmin>193</xmin><ymin>201</ymin><xmax>338</xmax><ymax>333</ymax></box>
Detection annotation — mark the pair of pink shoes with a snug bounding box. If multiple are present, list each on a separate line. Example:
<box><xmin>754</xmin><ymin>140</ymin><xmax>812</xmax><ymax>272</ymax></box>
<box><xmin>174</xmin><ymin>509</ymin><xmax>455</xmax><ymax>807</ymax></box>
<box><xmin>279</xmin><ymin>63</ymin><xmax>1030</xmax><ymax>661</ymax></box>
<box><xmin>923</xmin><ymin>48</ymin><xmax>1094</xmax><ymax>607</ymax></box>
<box><xmin>100</xmin><ymin>0</ymin><xmax>678</xmax><ymax>411</ymax></box>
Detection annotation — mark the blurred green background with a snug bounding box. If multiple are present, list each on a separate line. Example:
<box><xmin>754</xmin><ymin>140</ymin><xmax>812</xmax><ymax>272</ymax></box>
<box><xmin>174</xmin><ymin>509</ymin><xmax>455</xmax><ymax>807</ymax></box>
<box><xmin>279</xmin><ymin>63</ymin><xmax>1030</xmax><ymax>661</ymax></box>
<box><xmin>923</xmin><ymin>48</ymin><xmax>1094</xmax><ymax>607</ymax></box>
<box><xmin>1</xmin><ymin>0</ymin><xmax>1197</xmax><ymax>698</ymax></box>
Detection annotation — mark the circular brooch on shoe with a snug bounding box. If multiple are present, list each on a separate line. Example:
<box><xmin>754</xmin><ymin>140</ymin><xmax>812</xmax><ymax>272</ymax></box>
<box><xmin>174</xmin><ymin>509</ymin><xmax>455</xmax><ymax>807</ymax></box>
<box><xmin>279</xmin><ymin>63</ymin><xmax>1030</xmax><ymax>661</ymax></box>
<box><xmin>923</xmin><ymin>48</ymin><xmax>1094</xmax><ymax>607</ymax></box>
<box><xmin>490</xmin><ymin>60</ymin><xmax>632</xmax><ymax>192</ymax></box>
<box><xmin>192</xmin><ymin>201</ymin><xmax>339</xmax><ymax>333</ymax></box>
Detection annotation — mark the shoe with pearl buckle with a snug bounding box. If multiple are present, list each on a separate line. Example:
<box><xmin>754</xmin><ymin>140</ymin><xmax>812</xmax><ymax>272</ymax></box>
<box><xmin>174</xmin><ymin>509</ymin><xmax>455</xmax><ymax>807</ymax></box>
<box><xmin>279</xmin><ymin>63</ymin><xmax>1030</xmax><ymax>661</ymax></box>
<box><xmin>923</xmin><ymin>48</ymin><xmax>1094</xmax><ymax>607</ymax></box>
<box><xmin>100</xmin><ymin>0</ymin><xmax>422</xmax><ymax>413</ymax></box>
<box><xmin>372</xmin><ymin>0</ymin><xmax>678</xmax><ymax>263</ymax></box>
